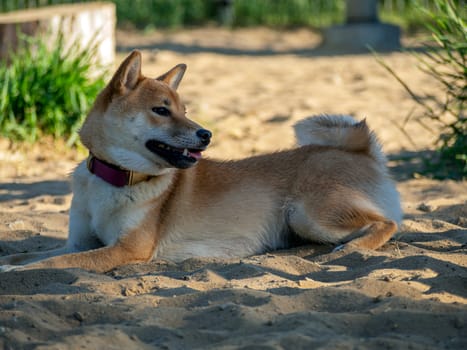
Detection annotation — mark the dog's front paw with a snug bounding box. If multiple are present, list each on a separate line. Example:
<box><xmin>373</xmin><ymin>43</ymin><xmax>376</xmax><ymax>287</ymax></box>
<box><xmin>332</xmin><ymin>244</ymin><xmax>347</xmax><ymax>253</ymax></box>
<box><xmin>332</xmin><ymin>242</ymin><xmax>361</xmax><ymax>253</ymax></box>
<box><xmin>0</xmin><ymin>265</ymin><xmax>24</xmax><ymax>273</ymax></box>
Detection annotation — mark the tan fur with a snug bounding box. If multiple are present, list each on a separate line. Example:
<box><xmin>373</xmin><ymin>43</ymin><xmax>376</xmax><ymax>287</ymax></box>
<box><xmin>0</xmin><ymin>51</ymin><xmax>402</xmax><ymax>273</ymax></box>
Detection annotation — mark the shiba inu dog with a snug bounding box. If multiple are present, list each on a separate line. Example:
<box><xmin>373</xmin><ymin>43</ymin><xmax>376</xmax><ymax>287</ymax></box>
<box><xmin>0</xmin><ymin>50</ymin><xmax>402</xmax><ymax>273</ymax></box>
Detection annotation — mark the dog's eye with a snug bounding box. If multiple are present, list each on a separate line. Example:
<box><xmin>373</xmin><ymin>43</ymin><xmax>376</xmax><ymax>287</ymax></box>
<box><xmin>152</xmin><ymin>107</ymin><xmax>171</xmax><ymax>117</ymax></box>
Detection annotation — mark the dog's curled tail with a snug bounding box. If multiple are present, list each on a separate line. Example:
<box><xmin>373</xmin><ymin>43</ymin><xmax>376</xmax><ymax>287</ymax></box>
<box><xmin>293</xmin><ymin>114</ymin><xmax>386</xmax><ymax>164</ymax></box>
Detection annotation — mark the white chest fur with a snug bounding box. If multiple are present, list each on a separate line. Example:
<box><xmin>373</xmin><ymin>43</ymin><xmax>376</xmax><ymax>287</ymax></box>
<box><xmin>70</xmin><ymin>162</ymin><xmax>172</xmax><ymax>247</ymax></box>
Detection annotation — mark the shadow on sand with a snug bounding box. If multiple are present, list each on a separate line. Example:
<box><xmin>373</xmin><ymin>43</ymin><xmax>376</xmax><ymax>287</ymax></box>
<box><xmin>117</xmin><ymin>40</ymin><xmax>427</xmax><ymax>58</ymax></box>
<box><xmin>0</xmin><ymin>180</ymin><xmax>71</xmax><ymax>202</ymax></box>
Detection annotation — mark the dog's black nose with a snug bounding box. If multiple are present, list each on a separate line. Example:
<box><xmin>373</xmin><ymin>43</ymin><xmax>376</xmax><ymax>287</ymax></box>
<box><xmin>196</xmin><ymin>129</ymin><xmax>212</xmax><ymax>146</ymax></box>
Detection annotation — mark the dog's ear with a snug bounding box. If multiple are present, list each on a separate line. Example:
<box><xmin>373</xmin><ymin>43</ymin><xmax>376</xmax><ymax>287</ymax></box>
<box><xmin>111</xmin><ymin>50</ymin><xmax>142</xmax><ymax>93</ymax></box>
<box><xmin>156</xmin><ymin>64</ymin><xmax>187</xmax><ymax>90</ymax></box>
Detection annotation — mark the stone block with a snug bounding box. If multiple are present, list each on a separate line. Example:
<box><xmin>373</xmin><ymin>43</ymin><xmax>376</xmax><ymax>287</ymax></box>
<box><xmin>321</xmin><ymin>22</ymin><xmax>401</xmax><ymax>53</ymax></box>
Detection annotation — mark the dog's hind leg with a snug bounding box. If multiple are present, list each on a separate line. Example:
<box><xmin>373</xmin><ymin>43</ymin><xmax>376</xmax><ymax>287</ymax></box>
<box><xmin>332</xmin><ymin>217</ymin><xmax>397</xmax><ymax>251</ymax></box>
<box><xmin>287</xmin><ymin>199</ymin><xmax>398</xmax><ymax>250</ymax></box>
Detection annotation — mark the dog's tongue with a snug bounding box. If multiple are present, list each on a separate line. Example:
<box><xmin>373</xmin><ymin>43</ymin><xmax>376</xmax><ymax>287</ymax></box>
<box><xmin>182</xmin><ymin>148</ymin><xmax>203</xmax><ymax>160</ymax></box>
<box><xmin>189</xmin><ymin>150</ymin><xmax>202</xmax><ymax>160</ymax></box>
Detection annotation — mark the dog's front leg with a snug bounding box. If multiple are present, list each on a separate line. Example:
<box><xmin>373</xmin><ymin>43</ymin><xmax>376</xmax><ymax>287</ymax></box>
<box><xmin>0</xmin><ymin>202</ymin><xmax>97</xmax><ymax>268</ymax></box>
<box><xmin>19</xmin><ymin>244</ymin><xmax>138</xmax><ymax>273</ymax></box>
<box><xmin>10</xmin><ymin>227</ymin><xmax>159</xmax><ymax>273</ymax></box>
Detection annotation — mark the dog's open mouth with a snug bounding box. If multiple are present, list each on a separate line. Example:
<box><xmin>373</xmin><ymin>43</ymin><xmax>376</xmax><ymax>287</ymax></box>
<box><xmin>146</xmin><ymin>140</ymin><xmax>204</xmax><ymax>169</ymax></box>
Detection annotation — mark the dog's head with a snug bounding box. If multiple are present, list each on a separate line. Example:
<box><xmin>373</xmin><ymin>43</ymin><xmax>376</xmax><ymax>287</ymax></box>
<box><xmin>80</xmin><ymin>50</ymin><xmax>211</xmax><ymax>175</ymax></box>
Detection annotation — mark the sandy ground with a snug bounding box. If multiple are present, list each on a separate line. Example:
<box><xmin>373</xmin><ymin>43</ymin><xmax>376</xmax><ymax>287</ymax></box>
<box><xmin>0</xmin><ymin>28</ymin><xmax>466</xmax><ymax>349</ymax></box>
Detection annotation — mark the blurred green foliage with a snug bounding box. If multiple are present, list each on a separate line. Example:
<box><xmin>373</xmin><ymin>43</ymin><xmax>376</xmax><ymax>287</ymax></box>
<box><xmin>231</xmin><ymin>0</ymin><xmax>344</xmax><ymax>28</ymax></box>
<box><xmin>113</xmin><ymin>0</ymin><xmax>217</xmax><ymax>29</ymax></box>
<box><xmin>111</xmin><ymin>0</ymin><xmax>453</xmax><ymax>30</ymax></box>
<box><xmin>1</xmin><ymin>0</ymin><xmax>464</xmax><ymax>32</ymax></box>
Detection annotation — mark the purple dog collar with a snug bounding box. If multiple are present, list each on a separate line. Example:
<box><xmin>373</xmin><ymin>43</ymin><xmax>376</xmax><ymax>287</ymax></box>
<box><xmin>86</xmin><ymin>154</ymin><xmax>150</xmax><ymax>187</ymax></box>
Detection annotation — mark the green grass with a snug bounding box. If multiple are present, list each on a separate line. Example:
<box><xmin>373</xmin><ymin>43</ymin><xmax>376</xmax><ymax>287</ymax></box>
<box><xmin>0</xmin><ymin>33</ymin><xmax>106</xmax><ymax>146</ymax></box>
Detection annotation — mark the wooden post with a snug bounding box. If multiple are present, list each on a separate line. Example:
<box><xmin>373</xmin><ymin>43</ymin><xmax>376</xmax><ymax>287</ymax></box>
<box><xmin>0</xmin><ymin>2</ymin><xmax>116</xmax><ymax>70</ymax></box>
